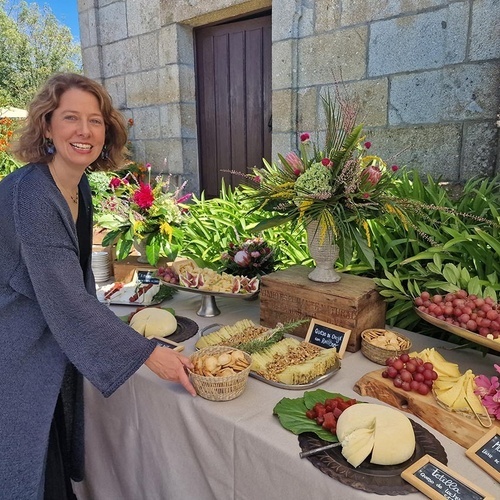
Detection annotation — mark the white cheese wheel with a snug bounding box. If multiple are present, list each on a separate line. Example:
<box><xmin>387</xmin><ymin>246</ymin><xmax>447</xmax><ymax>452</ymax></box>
<box><xmin>336</xmin><ymin>403</ymin><xmax>415</xmax><ymax>467</ymax></box>
<box><xmin>129</xmin><ymin>308</ymin><xmax>177</xmax><ymax>337</ymax></box>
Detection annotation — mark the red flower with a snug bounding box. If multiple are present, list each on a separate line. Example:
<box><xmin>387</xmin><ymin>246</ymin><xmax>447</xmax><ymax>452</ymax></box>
<box><xmin>364</xmin><ymin>141</ymin><xmax>371</xmax><ymax>149</ymax></box>
<box><xmin>109</xmin><ymin>177</ymin><xmax>121</xmax><ymax>189</ymax></box>
<box><xmin>391</xmin><ymin>165</ymin><xmax>399</xmax><ymax>172</ymax></box>
<box><xmin>300</xmin><ymin>132</ymin><xmax>310</xmax><ymax>143</ymax></box>
<box><xmin>321</xmin><ymin>158</ymin><xmax>333</xmax><ymax>168</ymax></box>
<box><xmin>128</xmin><ymin>118</ymin><xmax>134</xmax><ymax>126</ymax></box>
<box><xmin>363</xmin><ymin>192</ymin><xmax>370</xmax><ymax>199</ymax></box>
<box><xmin>133</xmin><ymin>183</ymin><xmax>155</xmax><ymax>209</ymax></box>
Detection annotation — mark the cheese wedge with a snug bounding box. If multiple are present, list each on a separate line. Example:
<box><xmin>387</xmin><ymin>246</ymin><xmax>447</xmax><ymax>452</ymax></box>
<box><xmin>336</xmin><ymin>404</ymin><xmax>415</xmax><ymax>467</ymax></box>
<box><xmin>130</xmin><ymin>308</ymin><xmax>177</xmax><ymax>337</ymax></box>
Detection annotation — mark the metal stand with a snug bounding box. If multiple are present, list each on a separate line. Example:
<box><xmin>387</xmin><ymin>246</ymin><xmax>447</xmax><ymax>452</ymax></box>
<box><xmin>197</xmin><ymin>295</ymin><xmax>221</xmax><ymax>317</ymax></box>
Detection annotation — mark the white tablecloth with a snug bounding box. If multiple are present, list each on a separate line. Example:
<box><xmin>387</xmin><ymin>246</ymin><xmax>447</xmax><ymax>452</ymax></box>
<box><xmin>73</xmin><ymin>291</ymin><xmax>499</xmax><ymax>500</ymax></box>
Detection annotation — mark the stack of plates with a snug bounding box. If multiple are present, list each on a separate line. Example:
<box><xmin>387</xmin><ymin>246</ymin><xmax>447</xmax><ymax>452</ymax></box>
<box><xmin>92</xmin><ymin>251</ymin><xmax>111</xmax><ymax>283</ymax></box>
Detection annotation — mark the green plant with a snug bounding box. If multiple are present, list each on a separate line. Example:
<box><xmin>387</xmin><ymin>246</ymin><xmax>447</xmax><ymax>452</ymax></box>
<box><xmin>0</xmin><ymin>116</ymin><xmax>22</xmax><ymax>180</ymax></box>
<box><xmin>368</xmin><ymin>173</ymin><xmax>500</xmax><ymax>336</ymax></box>
<box><xmin>179</xmin><ymin>182</ymin><xmax>312</xmax><ymax>270</ymax></box>
<box><xmin>87</xmin><ymin>170</ymin><xmax>116</xmax><ymax>218</ymax></box>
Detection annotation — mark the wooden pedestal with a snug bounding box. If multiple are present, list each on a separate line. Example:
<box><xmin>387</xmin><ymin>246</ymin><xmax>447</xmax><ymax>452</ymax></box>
<box><xmin>259</xmin><ymin>265</ymin><xmax>387</xmax><ymax>352</ymax></box>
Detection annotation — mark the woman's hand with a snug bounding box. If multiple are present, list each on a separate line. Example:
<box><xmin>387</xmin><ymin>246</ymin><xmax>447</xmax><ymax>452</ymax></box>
<box><xmin>144</xmin><ymin>346</ymin><xmax>196</xmax><ymax>396</ymax></box>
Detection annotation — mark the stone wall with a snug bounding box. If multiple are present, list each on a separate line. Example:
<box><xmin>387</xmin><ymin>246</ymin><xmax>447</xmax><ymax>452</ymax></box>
<box><xmin>78</xmin><ymin>0</ymin><xmax>499</xmax><ymax>192</ymax></box>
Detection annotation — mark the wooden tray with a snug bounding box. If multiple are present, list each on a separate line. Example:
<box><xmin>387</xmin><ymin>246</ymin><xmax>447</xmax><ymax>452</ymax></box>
<box><xmin>353</xmin><ymin>368</ymin><xmax>499</xmax><ymax>449</ymax></box>
<box><xmin>414</xmin><ymin>308</ymin><xmax>500</xmax><ymax>353</ymax></box>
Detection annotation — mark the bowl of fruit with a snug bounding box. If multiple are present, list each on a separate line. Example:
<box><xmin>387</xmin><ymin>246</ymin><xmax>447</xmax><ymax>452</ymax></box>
<box><xmin>414</xmin><ymin>290</ymin><xmax>500</xmax><ymax>352</ymax></box>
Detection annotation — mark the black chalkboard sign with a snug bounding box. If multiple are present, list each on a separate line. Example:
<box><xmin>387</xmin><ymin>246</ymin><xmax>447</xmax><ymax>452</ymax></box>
<box><xmin>401</xmin><ymin>454</ymin><xmax>494</xmax><ymax>500</ymax></box>
<box><xmin>304</xmin><ymin>319</ymin><xmax>351</xmax><ymax>358</ymax></box>
<box><xmin>466</xmin><ymin>428</ymin><xmax>500</xmax><ymax>482</ymax></box>
<box><xmin>137</xmin><ymin>270</ymin><xmax>160</xmax><ymax>285</ymax></box>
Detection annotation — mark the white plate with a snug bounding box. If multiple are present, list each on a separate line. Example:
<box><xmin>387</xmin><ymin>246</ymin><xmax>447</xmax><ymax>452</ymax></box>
<box><xmin>97</xmin><ymin>282</ymin><xmax>163</xmax><ymax>306</ymax></box>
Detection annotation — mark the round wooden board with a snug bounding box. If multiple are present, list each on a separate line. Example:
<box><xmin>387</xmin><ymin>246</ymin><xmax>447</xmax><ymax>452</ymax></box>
<box><xmin>298</xmin><ymin>419</ymin><xmax>447</xmax><ymax>496</ymax></box>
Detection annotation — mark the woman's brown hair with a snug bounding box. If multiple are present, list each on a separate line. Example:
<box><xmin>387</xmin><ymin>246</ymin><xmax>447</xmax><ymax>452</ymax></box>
<box><xmin>10</xmin><ymin>72</ymin><xmax>129</xmax><ymax>171</ymax></box>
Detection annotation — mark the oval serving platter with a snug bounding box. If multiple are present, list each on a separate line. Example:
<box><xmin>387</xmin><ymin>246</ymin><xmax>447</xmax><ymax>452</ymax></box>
<box><xmin>415</xmin><ymin>307</ymin><xmax>500</xmax><ymax>353</ymax></box>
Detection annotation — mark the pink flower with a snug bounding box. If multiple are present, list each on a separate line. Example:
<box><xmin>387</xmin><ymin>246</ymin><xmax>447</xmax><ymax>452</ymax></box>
<box><xmin>176</xmin><ymin>193</ymin><xmax>192</xmax><ymax>204</ymax></box>
<box><xmin>122</xmin><ymin>178</ymin><xmax>129</xmax><ymax>184</ymax></box>
<box><xmin>300</xmin><ymin>132</ymin><xmax>310</xmax><ymax>143</ymax></box>
<box><xmin>109</xmin><ymin>177</ymin><xmax>122</xmax><ymax>189</ymax></box>
<box><xmin>362</xmin><ymin>165</ymin><xmax>383</xmax><ymax>185</ymax></box>
<box><xmin>362</xmin><ymin>192</ymin><xmax>370</xmax><ymax>199</ymax></box>
<box><xmin>285</xmin><ymin>152</ymin><xmax>304</xmax><ymax>175</ymax></box>
<box><xmin>364</xmin><ymin>141</ymin><xmax>371</xmax><ymax>149</ymax></box>
<box><xmin>391</xmin><ymin>165</ymin><xmax>399</xmax><ymax>172</ymax></box>
<box><xmin>132</xmin><ymin>183</ymin><xmax>155</xmax><ymax>209</ymax></box>
<box><xmin>254</xmin><ymin>175</ymin><xmax>261</xmax><ymax>183</ymax></box>
<box><xmin>234</xmin><ymin>250</ymin><xmax>251</xmax><ymax>267</ymax></box>
<box><xmin>321</xmin><ymin>158</ymin><xmax>333</xmax><ymax>168</ymax></box>
<box><xmin>481</xmin><ymin>392</ymin><xmax>500</xmax><ymax>419</ymax></box>
<box><xmin>474</xmin><ymin>374</ymin><xmax>499</xmax><ymax>397</ymax></box>
<box><xmin>251</xmin><ymin>251</ymin><xmax>260</xmax><ymax>258</ymax></box>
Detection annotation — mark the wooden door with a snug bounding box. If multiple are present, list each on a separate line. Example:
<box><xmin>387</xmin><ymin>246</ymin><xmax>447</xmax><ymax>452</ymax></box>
<box><xmin>195</xmin><ymin>14</ymin><xmax>271</xmax><ymax>198</ymax></box>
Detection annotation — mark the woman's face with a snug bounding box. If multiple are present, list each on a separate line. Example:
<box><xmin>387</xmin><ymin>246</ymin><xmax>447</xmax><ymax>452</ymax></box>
<box><xmin>46</xmin><ymin>87</ymin><xmax>106</xmax><ymax>171</ymax></box>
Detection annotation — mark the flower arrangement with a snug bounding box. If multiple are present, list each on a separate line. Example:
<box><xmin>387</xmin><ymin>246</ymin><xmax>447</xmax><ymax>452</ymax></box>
<box><xmin>474</xmin><ymin>364</ymin><xmax>500</xmax><ymax>420</ymax></box>
<box><xmin>241</xmin><ymin>84</ymin><xmax>411</xmax><ymax>268</ymax></box>
<box><xmin>97</xmin><ymin>164</ymin><xmax>191</xmax><ymax>265</ymax></box>
<box><xmin>220</xmin><ymin>237</ymin><xmax>275</xmax><ymax>278</ymax></box>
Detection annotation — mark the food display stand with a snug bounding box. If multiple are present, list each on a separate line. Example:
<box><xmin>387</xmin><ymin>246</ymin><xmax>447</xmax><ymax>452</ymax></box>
<box><xmin>72</xmin><ymin>291</ymin><xmax>499</xmax><ymax>500</ymax></box>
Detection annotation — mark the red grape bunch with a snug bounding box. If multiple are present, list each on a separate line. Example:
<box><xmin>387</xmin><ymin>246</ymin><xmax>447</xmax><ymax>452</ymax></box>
<box><xmin>414</xmin><ymin>290</ymin><xmax>499</xmax><ymax>339</ymax></box>
<box><xmin>157</xmin><ymin>266</ymin><xmax>179</xmax><ymax>284</ymax></box>
<box><xmin>382</xmin><ymin>353</ymin><xmax>438</xmax><ymax>395</ymax></box>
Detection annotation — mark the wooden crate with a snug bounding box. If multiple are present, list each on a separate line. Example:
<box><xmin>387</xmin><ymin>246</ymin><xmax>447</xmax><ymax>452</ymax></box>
<box><xmin>260</xmin><ymin>265</ymin><xmax>386</xmax><ymax>352</ymax></box>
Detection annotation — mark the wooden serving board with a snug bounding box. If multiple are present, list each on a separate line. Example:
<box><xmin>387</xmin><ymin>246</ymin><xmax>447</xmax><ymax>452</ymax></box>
<box><xmin>353</xmin><ymin>368</ymin><xmax>499</xmax><ymax>449</ymax></box>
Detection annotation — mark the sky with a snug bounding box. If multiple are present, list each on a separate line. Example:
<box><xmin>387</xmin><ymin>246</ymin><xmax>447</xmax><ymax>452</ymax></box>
<box><xmin>31</xmin><ymin>0</ymin><xmax>80</xmax><ymax>41</ymax></box>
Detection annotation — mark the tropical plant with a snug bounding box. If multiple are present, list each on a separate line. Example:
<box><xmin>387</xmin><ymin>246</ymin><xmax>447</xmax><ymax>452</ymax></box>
<box><xmin>179</xmin><ymin>181</ymin><xmax>311</xmax><ymax>270</ymax></box>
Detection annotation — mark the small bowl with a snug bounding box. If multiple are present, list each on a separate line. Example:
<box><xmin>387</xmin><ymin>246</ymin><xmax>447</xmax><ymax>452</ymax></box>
<box><xmin>189</xmin><ymin>346</ymin><xmax>252</xmax><ymax>401</ymax></box>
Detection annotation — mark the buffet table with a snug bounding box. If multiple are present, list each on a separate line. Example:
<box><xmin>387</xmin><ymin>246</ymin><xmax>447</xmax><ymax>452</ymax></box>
<box><xmin>73</xmin><ymin>291</ymin><xmax>499</xmax><ymax>500</ymax></box>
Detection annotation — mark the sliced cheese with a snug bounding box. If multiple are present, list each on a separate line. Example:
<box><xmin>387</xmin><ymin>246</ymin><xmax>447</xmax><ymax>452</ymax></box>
<box><xmin>336</xmin><ymin>404</ymin><xmax>415</xmax><ymax>467</ymax></box>
<box><xmin>130</xmin><ymin>308</ymin><xmax>177</xmax><ymax>337</ymax></box>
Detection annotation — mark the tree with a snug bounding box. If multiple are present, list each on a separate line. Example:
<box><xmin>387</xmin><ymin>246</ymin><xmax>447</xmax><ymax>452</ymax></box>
<box><xmin>0</xmin><ymin>0</ymin><xmax>82</xmax><ymax>108</ymax></box>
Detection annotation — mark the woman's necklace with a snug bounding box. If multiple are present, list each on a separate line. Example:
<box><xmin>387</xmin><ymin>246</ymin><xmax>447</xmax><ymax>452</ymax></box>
<box><xmin>49</xmin><ymin>164</ymin><xmax>79</xmax><ymax>205</ymax></box>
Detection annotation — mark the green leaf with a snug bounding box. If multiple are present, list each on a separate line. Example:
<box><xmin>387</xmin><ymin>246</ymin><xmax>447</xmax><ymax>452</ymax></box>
<box><xmin>273</xmin><ymin>390</ymin><xmax>355</xmax><ymax>443</ymax></box>
<box><xmin>442</xmin><ymin>264</ymin><xmax>460</xmax><ymax>285</ymax></box>
<box><xmin>467</xmin><ymin>276</ymin><xmax>482</xmax><ymax>297</ymax></box>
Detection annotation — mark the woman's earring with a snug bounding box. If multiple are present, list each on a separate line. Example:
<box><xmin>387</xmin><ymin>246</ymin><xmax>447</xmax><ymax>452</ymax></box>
<box><xmin>45</xmin><ymin>138</ymin><xmax>55</xmax><ymax>155</ymax></box>
<box><xmin>101</xmin><ymin>145</ymin><xmax>109</xmax><ymax>160</ymax></box>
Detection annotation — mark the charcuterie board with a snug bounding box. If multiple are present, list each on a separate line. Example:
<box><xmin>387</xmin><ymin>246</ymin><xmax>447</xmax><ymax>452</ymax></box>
<box><xmin>353</xmin><ymin>368</ymin><xmax>499</xmax><ymax>449</ymax></box>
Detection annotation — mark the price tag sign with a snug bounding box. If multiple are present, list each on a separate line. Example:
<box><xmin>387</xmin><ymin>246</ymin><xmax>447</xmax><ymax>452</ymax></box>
<box><xmin>401</xmin><ymin>454</ymin><xmax>494</xmax><ymax>500</ymax></box>
<box><xmin>465</xmin><ymin>428</ymin><xmax>500</xmax><ymax>482</ymax></box>
<box><xmin>304</xmin><ymin>319</ymin><xmax>351</xmax><ymax>358</ymax></box>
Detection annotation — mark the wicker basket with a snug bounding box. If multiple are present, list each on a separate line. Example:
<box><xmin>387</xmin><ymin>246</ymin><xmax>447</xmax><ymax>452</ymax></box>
<box><xmin>361</xmin><ymin>329</ymin><xmax>412</xmax><ymax>365</ymax></box>
<box><xmin>189</xmin><ymin>346</ymin><xmax>252</xmax><ymax>401</ymax></box>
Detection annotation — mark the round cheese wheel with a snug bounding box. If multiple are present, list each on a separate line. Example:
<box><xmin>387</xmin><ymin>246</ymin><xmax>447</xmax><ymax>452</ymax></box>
<box><xmin>336</xmin><ymin>403</ymin><xmax>415</xmax><ymax>467</ymax></box>
<box><xmin>129</xmin><ymin>308</ymin><xmax>177</xmax><ymax>338</ymax></box>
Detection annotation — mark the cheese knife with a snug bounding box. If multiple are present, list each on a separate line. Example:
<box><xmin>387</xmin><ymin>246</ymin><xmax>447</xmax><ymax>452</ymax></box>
<box><xmin>299</xmin><ymin>441</ymin><xmax>342</xmax><ymax>458</ymax></box>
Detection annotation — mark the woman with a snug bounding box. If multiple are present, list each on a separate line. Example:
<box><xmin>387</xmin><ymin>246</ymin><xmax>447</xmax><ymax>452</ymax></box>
<box><xmin>0</xmin><ymin>73</ymin><xmax>196</xmax><ymax>499</ymax></box>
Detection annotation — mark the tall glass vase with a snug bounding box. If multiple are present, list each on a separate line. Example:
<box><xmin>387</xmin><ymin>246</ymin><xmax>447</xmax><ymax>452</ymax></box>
<box><xmin>306</xmin><ymin>220</ymin><xmax>341</xmax><ymax>283</ymax></box>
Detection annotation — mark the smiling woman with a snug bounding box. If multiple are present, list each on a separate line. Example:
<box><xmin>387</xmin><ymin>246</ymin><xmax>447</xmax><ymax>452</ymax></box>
<box><xmin>0</xmin><ymin>73</ymin><xmax>197</xmax><ymax>500</ymax></box>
